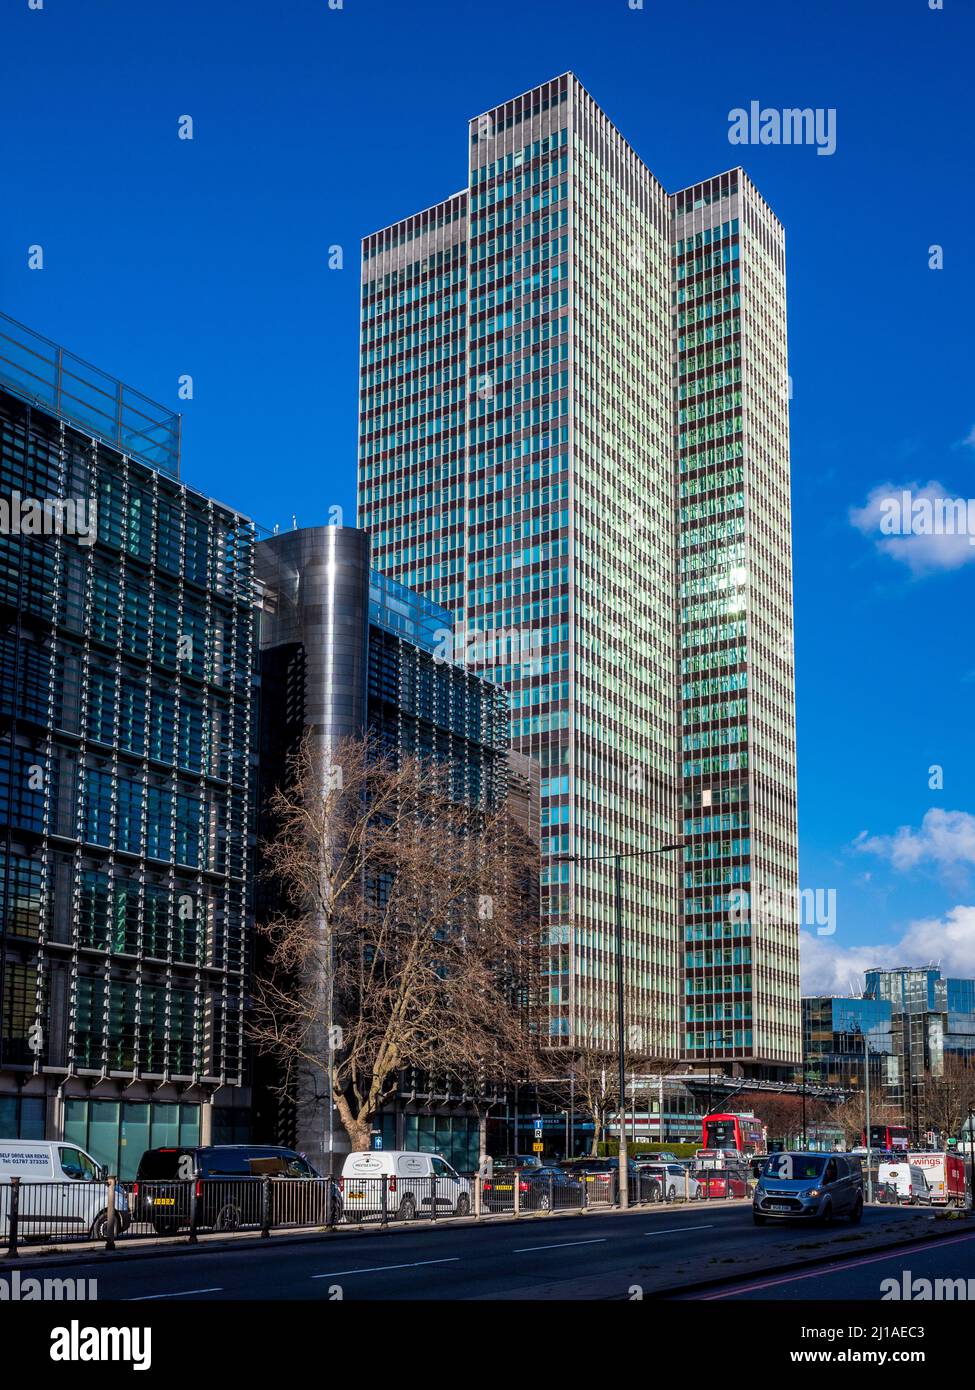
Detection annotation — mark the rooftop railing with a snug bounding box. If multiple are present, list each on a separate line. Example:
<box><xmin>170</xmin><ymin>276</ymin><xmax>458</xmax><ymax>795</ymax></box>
<box><xmin>0</xmin><ymin>310</ymin><xmax>180</xmax><ymax>478</ymax></box>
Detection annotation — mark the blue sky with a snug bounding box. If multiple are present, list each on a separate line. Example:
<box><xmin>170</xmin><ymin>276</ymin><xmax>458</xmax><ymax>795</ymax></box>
<box><xmin>2</xmin><ymin>0</ymin><xmax>972</xmax><ymax>991</ymax></box>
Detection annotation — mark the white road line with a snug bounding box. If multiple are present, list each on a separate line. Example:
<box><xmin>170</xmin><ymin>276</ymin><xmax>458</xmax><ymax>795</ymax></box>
<box><xmin>644</xmin><ymin>1224</ymin><xmax>715</xmax><ymax>1236</ymax></box>
<box><xmin>513</xmin><ymin>1238</ymin><xmax>608</xmax><ymax>1253</ymax></box>
<box><xmin>129</xmin><ymin>1287</ymin><xmax>223</xmax><ymax>1300</ymax></box>
<box><xmin>311</xmin><ymin>1257</ymin><xmax>460</xmax><ymax>1278</ymax></box>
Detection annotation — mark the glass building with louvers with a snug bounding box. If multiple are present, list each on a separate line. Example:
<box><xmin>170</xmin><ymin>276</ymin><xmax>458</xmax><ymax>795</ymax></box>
<box><xmin>0</xmin><ymin>313</ymin><xmax>256</xmax><ymax>1176</ymax></box>
<box><xmin>357</xmin><ymin>73</ymin><xmax>800</xmax><ymax>1072</ymax></box>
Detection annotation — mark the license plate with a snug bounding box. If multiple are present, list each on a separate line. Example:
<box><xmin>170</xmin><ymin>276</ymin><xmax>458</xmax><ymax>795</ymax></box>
<box><xmin>496</xmin><ymin>1183</ymin><xmax>513</xmax><ymax>1191</ymax></box>
<box><xmin>769</xmin><ymin>1203</ymin><xmax>791</xmax><ymax>1211</ymax></box>
<box><xmin>348</xmin><ymin>1191</ymin><xmax>365</xmax><ymax>1200</ymax></box>
<box><xmin>152</xmin><ymin>1197</ymin><xmax>175</xmax><ymax>1206</ymax></box>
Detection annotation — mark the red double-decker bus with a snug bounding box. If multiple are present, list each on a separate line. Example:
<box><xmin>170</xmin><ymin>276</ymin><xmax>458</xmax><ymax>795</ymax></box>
<box><xmin>865</xmin><ymin>1124</ymin><xmax>909</xmax><ymax>1153</ymax></box>
<box><xmin>702</xmin><ymin>1113</ymin><xmax>765</xmax><ymax>1157</ymax></box>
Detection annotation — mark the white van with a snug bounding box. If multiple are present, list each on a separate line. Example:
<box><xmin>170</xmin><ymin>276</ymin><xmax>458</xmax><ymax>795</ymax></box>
<box><xmin>340</xmin><ymin>1150</ymin><xmax>471</xmax><ymax>1221</ymax></box>
<box><xmin>0</xmin><ymin>1140</ymin><xmax>129</xmax><ymax>1240</ymax></box>
<box><xmin>878</xmin><ymin>1161</ymin><xmax>931</xmax><ymax>1206</ymax></box>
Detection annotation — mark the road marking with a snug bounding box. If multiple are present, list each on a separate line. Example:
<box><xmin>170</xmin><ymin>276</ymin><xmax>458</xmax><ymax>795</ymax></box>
<box><xmin>699</xmin><ymin>1230</ymin><xmax>975</xmax><ymax>1299</ymax></box>
<box><xmin>129</xmin><ymin>1287</ymin><xmax>222</xmax><ymax>1300</ymax></box>
<box><xmin>513</xmin><ymin>1238</ymin><xmax>608</xmax><ymax>1253</ymax></box>
<box><xmin>645</xmin><ymin>1225</ymin><xmax>714</xmax><ymax>1236</ymax></box>
<box><xmin>311</xmin><ymin>1257</ymin><xmax>459</xmax><ymax>1278</ymax></box>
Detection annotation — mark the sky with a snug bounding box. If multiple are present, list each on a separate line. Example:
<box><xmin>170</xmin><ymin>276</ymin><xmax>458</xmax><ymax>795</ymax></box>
<box><xmin>2</xmin><ymin>0</ymin><xmax>972</xmax><ymax>995</ymax></box>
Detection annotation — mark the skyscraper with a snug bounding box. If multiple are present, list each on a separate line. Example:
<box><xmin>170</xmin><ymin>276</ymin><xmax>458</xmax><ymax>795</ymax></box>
<box><xmin>674</xmin><ymin>171</ymin><xmax>800</xmax><ymax>1069</ymax></box>
<box><xmin>358</xmin><ymin>74</ymin><xmax>800</xmax><ymax>1074</ymax></box>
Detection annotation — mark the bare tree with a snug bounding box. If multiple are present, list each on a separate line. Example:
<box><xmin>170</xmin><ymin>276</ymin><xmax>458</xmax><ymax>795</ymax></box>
<box><xmin>920</xmin><ymin>1056</ymin><xmax>975</xmax><ymax>1143</ymax></box>
<box><xmin>250</xmin><ymin>734</ymin><xmax>539</xmax><ymax>1154</ymax></box>
<box><xmin>546</xmin><ymin>1050</ymin><xmax>668</xmax><ymax>1156</ymax></box>
<box><xmin>821</xmin><ymin>1091</ymin><xmax>905</xmax><ymax>1148</ymax></box>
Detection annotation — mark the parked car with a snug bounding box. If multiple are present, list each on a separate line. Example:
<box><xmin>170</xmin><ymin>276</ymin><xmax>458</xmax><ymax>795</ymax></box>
<box><xmin>482</xmin><ymin>1164</ymin><xmax>584</xmax><ymax>1212</ymax></box>
<box><xmin>561</xmin><ymin>1157</ymin><xmax>659</xmax><ymax>1202</ymax></box>
<box><xmin>753</xmin><ymin>1151</ymin><xmax>864</xmax><ymax>1225</ymax></box>
<box><xmin>634</xmin><ymin>1151</ymin><xmax>682</xmax><ymax>1165</ymax></box>
<box><xmin>635</xmin><ymin>1161</ymin><xmax>700</xmax><ymax>1200</ymax></box>
<box><xmin>0</xmin><ymin>1139</ymin><xmax>130</xmax><ymax>1241</ymax></box>
<box><xmin>696</xmin><ymin>1167</ymin><xmax>749</xmax><ymax>1199</ymax></box>
<box><xmin>490</xmin><ymin>1153</ymin><xmax>542</xmax><ymax>1170</ymax></box>
<box><xmin>134</xmin><ymin>1144</ymin><xmax>338</xmax><ymax>1234</ymax></box>
<box><xmin>339</xmin><ymin>1150</ymin><xmax>471</xmax><ymax>1221</ymax></box>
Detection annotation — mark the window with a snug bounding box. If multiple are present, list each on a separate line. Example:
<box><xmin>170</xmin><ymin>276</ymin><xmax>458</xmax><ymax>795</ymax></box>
<box><xmin>59</xmin><ymin>1147</ymin><xmax>99</xmax><ymax>1181</ymax></box>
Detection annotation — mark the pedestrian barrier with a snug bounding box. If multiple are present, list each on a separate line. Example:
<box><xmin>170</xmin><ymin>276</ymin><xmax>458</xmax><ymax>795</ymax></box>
<box><xmin>0</xmin><ymin>1167</ymin><xmax>751</xmax><ymax>1258</ymax></box>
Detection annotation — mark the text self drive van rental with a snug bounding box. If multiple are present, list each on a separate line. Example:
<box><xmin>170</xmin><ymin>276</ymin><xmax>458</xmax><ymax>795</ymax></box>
<box><xmin>0</xmin><ymin>1140</ymin><xmax>128</xmax><ymax>1240</ymax></box>
<box><xmin>340</xmin><ymin>1150</ymin><xmax>471</xmax><ymax>1220</ymax></box>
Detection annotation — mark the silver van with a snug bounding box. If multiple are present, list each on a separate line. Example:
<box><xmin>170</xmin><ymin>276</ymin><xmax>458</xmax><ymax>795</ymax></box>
<box><xmin>753</xmin><ymin>1151</ymin><xmax>863</xmax><ymax>1225</ymax></box>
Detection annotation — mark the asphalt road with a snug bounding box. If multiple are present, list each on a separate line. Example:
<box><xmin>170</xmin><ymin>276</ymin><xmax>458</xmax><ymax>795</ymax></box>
<box><xmin>685</xmin><ymin>1225</ymin><xmax>975</xmax><ymax>1301</ymax></box>
<box><xmin>3</xmin><ymin>1202</ymin><xmax>947</xmax><ymax>1301</ymax></box>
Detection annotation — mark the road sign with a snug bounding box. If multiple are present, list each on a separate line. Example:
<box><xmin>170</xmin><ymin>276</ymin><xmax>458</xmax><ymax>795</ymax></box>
<box><xmin>532</xmin><ymin>1142</ymin><xmax>544</xmax><ymax>1153</ymax></box>
<box><xmin>533</xmin><ymin>1128</ymin><xmax>543</xmax><ymax>1140</ymax></box>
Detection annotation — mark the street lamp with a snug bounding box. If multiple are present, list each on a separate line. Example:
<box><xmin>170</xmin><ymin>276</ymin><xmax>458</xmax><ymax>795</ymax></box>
<box><xmin>552</xmin><ymin>840</ymin><xmax>684</xmax><ymax>1209</ymax></box>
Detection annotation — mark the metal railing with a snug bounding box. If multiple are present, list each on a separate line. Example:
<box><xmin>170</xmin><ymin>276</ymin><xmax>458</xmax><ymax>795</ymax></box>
<box><xmin>0</xmin><ymin>311</ymin><xmax>180</xmax><ymax>477</ymax></box>
<box><xmin>0</xmin><ymin>1166</ymin><xmax>748</xmax><ymax>1257</ymax></box>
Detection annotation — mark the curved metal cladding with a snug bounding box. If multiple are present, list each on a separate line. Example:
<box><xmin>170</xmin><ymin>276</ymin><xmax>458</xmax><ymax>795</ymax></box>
<box><xmin>256</xmin><ymin>525</ymin><xmax>371</xmax><ymax>758</ymax></box>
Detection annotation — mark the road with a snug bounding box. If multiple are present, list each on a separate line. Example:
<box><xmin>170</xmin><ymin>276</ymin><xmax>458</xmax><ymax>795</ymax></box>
<box><xmin>683</xmin><ymin>1225</ymin><xmax>975</xmax><ymax>1300</ymax></box>
<box><xmin>3</xmin><ymin>1202</ymin><xmax>952</xmax><ymax>1301</ymax></box>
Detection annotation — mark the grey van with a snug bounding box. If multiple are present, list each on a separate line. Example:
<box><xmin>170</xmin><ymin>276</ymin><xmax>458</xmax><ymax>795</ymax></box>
<box><xmin>753</xmin><ymin>1151</ymin><xmax>863</xmax><ymax>1225</ymax></box>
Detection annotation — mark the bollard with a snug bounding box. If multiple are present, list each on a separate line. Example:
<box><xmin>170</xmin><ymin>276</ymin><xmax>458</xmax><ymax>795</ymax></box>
<box><xmin>429</xmin><ymin>1176</ymin><xmax>437</xmax><ymax>1222</ymax></box>
<box><xmin>514</xmin><ymin>1173</ymin><xmax>521</xmax><ymax>1219</ymax></box>
<box><xmin>381</xmin><ymin>1175</ymin><xmax>388</xmax><ymax>1226</ymax></box>
<box><xmin>188</xmin><ymin>1178</ymin><xmax>199</xmax><ymax>1243</ymax></box>
<box><xmin>260</xmin><ymin>1175</ymin><xmax>271</xmax><ymax>1238</ymax></box>
<box><xmin>105</xmin><ymin>1176</ymin><xmax>117</xmax><ymax>1251</ymax></box>
<box><xmin>473</xmin><ymin>1174</ymin><xmax>481</xmax><ymax>1219</ymax></box>
<box><xmin>547</xmin><ymin>1171</ymin><xmax>554</xmax><ymax>1214</ymax></box>
<box><xmin>8</xmin><ymin>1177</ymin><xmax>20</xmax><ymax>1258</ymax></box>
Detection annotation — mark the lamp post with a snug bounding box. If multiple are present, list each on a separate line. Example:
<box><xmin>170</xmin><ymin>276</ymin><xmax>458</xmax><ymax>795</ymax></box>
<box><xmin>553</xmin><ymin>840</ymin><xmax>684</xmax><ymax>1208</ymax></box>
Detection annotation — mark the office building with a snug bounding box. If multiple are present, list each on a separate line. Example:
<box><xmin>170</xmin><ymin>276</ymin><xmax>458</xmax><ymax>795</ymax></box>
<box><xmin>0</xmin><ymin>312</ymin><xmax>256</xmax><ymax>1176</ymax></box>
<box><xmin>254</xmin><ymin>525</ymin><xmax>513</xmax><ymax>1170</ymax></box>
<box><xmin>357</xmin><ymin>73</ymin><xmax>800</xmax><ymax>1071</ymax></box>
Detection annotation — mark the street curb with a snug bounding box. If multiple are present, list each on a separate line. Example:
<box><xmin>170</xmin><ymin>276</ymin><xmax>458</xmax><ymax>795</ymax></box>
<box><xmin>640</xmin><ymin>1215</ymin><xmax>973</xmax><ymax>1300</ymax></box>
<box><xmin>0</xmin><ymin>1197</ymin><xmax>737</xmax><ymax>1274</ymax></box>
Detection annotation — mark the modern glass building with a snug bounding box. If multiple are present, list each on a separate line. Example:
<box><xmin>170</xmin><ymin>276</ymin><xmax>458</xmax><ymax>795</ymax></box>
<box><xmin>359</xmin><ymin>73</ymin><xmax>679</xmax><ymax>1058</ymax></box>
<box><xmin>673</xmin><ymin>172</ymin><xmax>800</xmax><ymax>1068</ymax></box>
<box><xmin>802</xmin><ymin>995</ymin><xmax>895</xmax><ymax>1095</ymax></box>
<box><xmin>357</xmin><ymin>73</ymin><xmax>799</xmax><ymax>1072</ymax></box>
<box><xmin>255</xmin><ymin>526</ymin><xmax>512</xmax><ymax>1169</ymax></box>
<box><xmin>0</xmin><ymin>312</ymin><xmax>256</xmax><ymax>1177</ymax></box>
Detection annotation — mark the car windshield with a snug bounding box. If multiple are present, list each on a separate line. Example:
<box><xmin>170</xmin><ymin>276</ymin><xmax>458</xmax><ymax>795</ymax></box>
<box><xmin>764</xmin><ymin>1154</ymin><xmax>826</xmax><ymax>1182</ymax></box>
<box><xmin>136</xmin><ymin>1149</ymin><xmax>190</xmax><ymax>1179</ymax></box>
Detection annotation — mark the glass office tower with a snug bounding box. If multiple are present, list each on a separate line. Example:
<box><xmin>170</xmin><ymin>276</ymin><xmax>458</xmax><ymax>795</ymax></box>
<box><xmin>0</xmin><ymin>313</ymin><xmax>256</xmax><ymax>1174</ymax></box>
<box><xmin>358</xmin><ymin>75</ymin><xmax>800</xmax><ymax>1070</ymax></box>
<box><xmin>673</xmin><ymin>171</ymin><xmax>800</xmax><ymax>1068</ymax></box>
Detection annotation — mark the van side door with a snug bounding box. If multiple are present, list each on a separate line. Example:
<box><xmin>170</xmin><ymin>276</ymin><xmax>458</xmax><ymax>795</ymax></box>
<box><xmin>431</xmin><ymin>1156</ymin><xmax>459</xmax><ymax>1210</ymax></box>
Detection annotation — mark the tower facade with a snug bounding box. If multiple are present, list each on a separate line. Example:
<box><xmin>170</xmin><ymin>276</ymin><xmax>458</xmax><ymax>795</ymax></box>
<box><xmin>358</xmin><ymin>76</ymin><xmax>800</xmax><ymax>1071</ymax></box>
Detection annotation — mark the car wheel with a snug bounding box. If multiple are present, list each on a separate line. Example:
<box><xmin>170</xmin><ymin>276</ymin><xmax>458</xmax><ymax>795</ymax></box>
<box><xmin>215</xmin><ymin>1203</ymin><xmax>242</xmax><ymax>1232</ymax></box>
<box><xmin>849</xmin><ymin>1195</ymin><xmax>863</xmax><ymax>1224</ymax></box>
<box><xmin>819</xmin><ymin>1200</ymin><xmax>833</xmax><ymax>1226</ymax></box>
<box><xmin>696</xmin><ymin>1187</ymin><xmax>705</xmax><ymax>1200</ymax></box>
<box><xmin>88</xmin><ymin>1211</ymin><xmax>110</xmax><ymax>1241</ymax></box>
<box><xmin>455</xmin><ymin>1193</ymin><xmax>471</xmax><ymax>1217</ymax></box>
<box><xmin>753</xmin><ymin>1212</ymin><xmax>766</xmax><ymax>1226</ymax></box>
<box><xmin>396</xmin><ymin>1195</ymin><xmax>416</xmax><ymax>1222</ymax></box>
<box><xmin>668</xmin><ymin>1185</ymin><xmax>676</xmax><ymax>1201</ymax></box>
<box><xmin>151</xmin><ymin>1220</ymin><xmax>177</xmax><ymax>1236</ymax></box>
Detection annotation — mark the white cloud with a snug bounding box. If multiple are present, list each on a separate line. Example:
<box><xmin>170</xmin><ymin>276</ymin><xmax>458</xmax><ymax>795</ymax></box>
<box><xmin>855</xmin><ymin>809</ymin><xmax>975</xmax><ymax>872</ymax></box>
<box><xmin>849</xmin><ymin>480</ymin><xmax>975</xmax><ymax>574</ymax></box>
<box><xmin>801</xmin><ymin>904</ymin><xmax>975</xmax><ymax>994</ymax></box>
